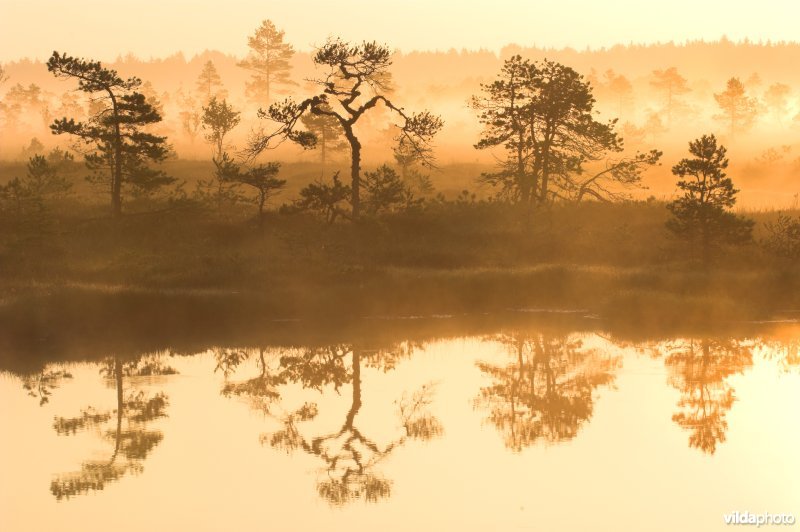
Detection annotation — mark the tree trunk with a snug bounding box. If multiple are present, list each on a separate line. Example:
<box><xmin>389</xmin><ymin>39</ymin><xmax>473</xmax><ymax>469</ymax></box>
<box><xmin>345</xmin><ymin>128</ymin><xmax>361</xmax><ymax>220</ymax></box>
<box><xmin>540</xmin><ymin>145</ymin><xmax>550</xmax><ymax>204</ymax></box>
<box><xmin>258</xmin><ymin>192</ymin><xmax>266</xmax><ymax>227</ymax></box>
<box><xmin>517</xmin><ymin>140</ymin><xmax>529</xmax><ymax>204</ymax></box>
<box><xmin>110</xmin><ymin>92</ymin><xmax>123</xmax><ymax>218</ymax></box>
<box><xmin>265</xmin><ymin>62</ymin><xmax>271</xmax><ymax>107</ymax></box>
<box><xmin>320</xmin><ymin>127</ymin><xmax>327</xmax><ymax>177</ymax></box>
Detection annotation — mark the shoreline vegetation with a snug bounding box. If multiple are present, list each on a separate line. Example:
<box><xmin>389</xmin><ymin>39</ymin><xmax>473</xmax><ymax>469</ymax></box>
<box><xmin>2</xmin><ymin>198</ymin><xmax>799</xmax><ymax>333</ymax></box>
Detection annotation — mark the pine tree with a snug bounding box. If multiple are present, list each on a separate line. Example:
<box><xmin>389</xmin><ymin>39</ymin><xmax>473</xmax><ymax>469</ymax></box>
<box><xmin>472</xmin><ymin>57</ymin><xmax>658</xmax><ymax>204</ymax></box>
<box><xmin>666</xmin><ymin>134</ymin><xmax>754</xmax><ymax>264</ymax></box>
<box><xmin>300</xmin><ymin>104</ymin><xmax>347</xmax><ymax>173</ymax></box>
<box><xmin>249</xmin><ymin>38</ymin><xmax>442</xmax><ymax>220</ymax></box>
<box><xmin>195</xmin><ymin>60</ymin><xmax>226</xmax><ymax>102</ymax></box>
<box><xmin>714</xmin><ymin>78</ymin><xmax>758</xmax><ymax>137</ymax></box>
<box><xmin>47</xmin><ymin>52</ymin><xmax>172</xmax><ymax>216</ymax></box>
<box><xmin>650</xmin><ymin>67</ymin><xmax>690</xmax><ymax>127</ymax></box>
<box><xmin>238</xmin><ymin>20</ymin><xmax>295</xmax><ymax>105</ymax></box>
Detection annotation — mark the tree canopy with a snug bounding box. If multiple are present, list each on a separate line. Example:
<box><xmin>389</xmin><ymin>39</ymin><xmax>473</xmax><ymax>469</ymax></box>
<box><xmin>666</xmin><ymin>134</ymin><xmax>754</xmax><ymax>263</ymax></box>
<box><xmin>714</xmin><ymin>78</ymin><xmax>758</xmax><ymax>137</ymax></box>
<box><xmin>249</xmin><ymin>38</ymin><xmax>442</xmax><ymax>220</ymax></box>
<box><xmin>472</xmin><ymin>56</ymin><xmax>659</xmax><ymax>205</ymax></box>
<box><xmin>47</xmin><ymin>52</ymin><xmax>172</xmax><ymax>215</ymax></box>
<box><xmin>238</xmin><ymin>20</ymin><xmax>296</xmax><ymax>105</ymax></box>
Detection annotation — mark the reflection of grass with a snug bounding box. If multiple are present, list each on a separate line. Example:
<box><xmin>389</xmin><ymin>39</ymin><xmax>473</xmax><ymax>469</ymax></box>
<box><xmin>1</xmin><ymin>201</ymin><xmax>799</xmax><ymax>322</ymax></box>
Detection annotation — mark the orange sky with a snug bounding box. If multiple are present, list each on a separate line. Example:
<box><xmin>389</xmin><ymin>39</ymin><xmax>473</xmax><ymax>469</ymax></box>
<box><xmin>1</xmin><ymin>0</ymin><xmax>799</xmax><ymax>62</ymax></box>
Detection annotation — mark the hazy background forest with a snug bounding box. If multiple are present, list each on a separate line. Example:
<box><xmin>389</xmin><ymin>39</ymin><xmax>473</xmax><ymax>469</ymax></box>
<box><xmin>2</xmin><ymin>38</ymin><xmax>800</xmax><ymax>205</ymax></box>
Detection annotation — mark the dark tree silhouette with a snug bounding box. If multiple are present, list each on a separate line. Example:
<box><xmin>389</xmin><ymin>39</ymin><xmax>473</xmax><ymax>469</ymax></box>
<box><xmin>238</xmin><ymin>20</ymin><xmax>296</xmax><ymax>106</ymax></box>
<box><xmin>0</xmin><ymin>154</ymin><xmax>72</xmax><ymax>216</ymax></box>
<box><xmin>47</xmin><ymin>52</ymin><xmax>172</xmax><ymax>216</ymax></box>
<box><xmin>471</xmin><ymin>55</ymin><xmax>531</xmax><ymax>203</ymax></box>
<box><xmin>666</xmin><ymin>134</ymin><xmax>754</xmax><ymax>264</ymax></box>
<box><xmin>473</xmin><ymin>56</ymin><xmax>658</xmax><ymax>205</ymax></box>
<box><xmin>212</xmin><ymin>157</ymin><xmax>286</xmax><ymax>225</ymax></box>
<box><xmin>475</xmin><ymin>333</ymin><xmax>618</xmax><ymax>451</ymax></box>
<box><xmin>664</xmin><ymin>339</ymin><xmax>752</xmax><ymax>454</ymax></box>
<box><xmin>285</xmin><ymin>171</ymin><xmax>352</xmax><ymax>224</ymax></box>
<box><xmin>249</xmin><ymin>38</ymin><xmax>443</xmax><ymax>220</ymax></box>
<box><xmin>763</xmin><ymin>214</ymin><xmax>800</xmax><ymax>259</ymax></box>
<box><xmin>362</xmin><ymin>164</ymin><xmax>419</xmax><ymax>215</ymax></box>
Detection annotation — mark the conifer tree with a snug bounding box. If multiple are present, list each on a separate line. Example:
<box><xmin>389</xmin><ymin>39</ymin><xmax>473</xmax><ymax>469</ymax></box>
<box><xmin>238</xmin><ymin>20</ymin><xmax>295</xmax><ymax>105</ymax></box>
<box><xmin>666</xmin><ymin>134</ymin><xmax>753</xmax><ymax>264</ymax></box>
<box><xmin>47</xmin><ymin>52</ymin><xmax>172</xmax><ymax>216</ymax></box>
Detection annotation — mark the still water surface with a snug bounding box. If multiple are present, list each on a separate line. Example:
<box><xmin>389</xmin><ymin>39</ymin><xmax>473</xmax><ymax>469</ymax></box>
<box><xmin>1</xmin><ymin>321</ymin><xmax>799</xmax><ymax>531</ymax></box>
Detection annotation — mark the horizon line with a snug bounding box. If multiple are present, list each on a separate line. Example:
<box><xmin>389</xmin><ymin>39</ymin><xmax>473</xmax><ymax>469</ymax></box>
<box><xmin>3</xmin><ymin>35</ymin><xmax>800</xmax><ymax>65</ymax></box>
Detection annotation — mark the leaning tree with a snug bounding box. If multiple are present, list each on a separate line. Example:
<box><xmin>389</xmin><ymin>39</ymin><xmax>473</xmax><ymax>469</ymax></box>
<box><xmin>47</xmin><ymin>52</ymin><xmax>172</xmax><ymax>216</ymax></box>
<box><xmin>248</xmin><ymin>38</ymin><xmax>443</xmax><ymax>220</ymax></box>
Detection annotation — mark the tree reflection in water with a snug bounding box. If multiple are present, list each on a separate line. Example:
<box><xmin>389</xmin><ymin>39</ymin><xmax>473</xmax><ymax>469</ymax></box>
<box><xmin>21</xmin><ymin>368</ymin><xmax>73</xmax><ymax>406</ymax></box>
<box><xmin>49</xmin><ymin>353</ymin><xmax>176</xmax><ymax>500</ymax></box>
<box><xmin>475</xmin><ymin>333</ymin><xmax>620</xmax><ymax>451</ymax></box>
<box><xmin>218</xmin><ymin>342</ymin><xmax>442</xmax><ymax>505</ymax></box>
<box><xmin>215</xmin><ymin>347</ymin><xmax>284</xmax><ymax>413</ymax></box>
<box><xmin>762</xmin><ymin>338</ymin><xmax>800</xmax><ymax>374</ymax></box>
<box><xmin>665</xmin><ymin>339</ymin><xmax>752</xmax><ymax>454</ymax></box>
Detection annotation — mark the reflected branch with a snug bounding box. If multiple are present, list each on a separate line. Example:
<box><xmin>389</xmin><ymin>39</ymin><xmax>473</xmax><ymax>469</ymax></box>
<box><xmin>50</xmin><ymin>354</ymin><xmax>174</xmax><ymax>500</ymax></box>
<box><xmin>253</xmin><ymin>344</ymin><xmax>441</xmax><ymax>505</ymax></box>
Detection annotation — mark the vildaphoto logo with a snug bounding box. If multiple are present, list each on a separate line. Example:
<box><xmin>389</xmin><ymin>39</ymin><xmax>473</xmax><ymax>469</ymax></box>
<box><xmin>724</xmin><ymin>511</ymin><xmax>797</xmax><ymax>527</ymax></box>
